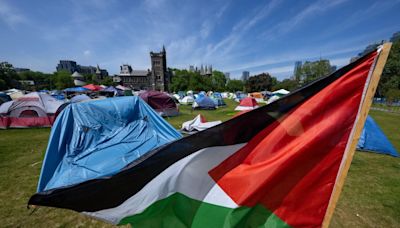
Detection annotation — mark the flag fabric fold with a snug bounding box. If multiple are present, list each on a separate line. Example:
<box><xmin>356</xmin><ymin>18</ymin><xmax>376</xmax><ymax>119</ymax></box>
<box><xmin>29</xmin><ymin>48</ymin><xmax>382</xmax><ymax>228</ymax></box>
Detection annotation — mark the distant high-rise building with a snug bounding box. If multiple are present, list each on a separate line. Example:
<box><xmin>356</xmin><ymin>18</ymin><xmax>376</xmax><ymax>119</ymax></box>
<box><xmin>241</xmin><ymin>71</ymin><xmax>250</xmax><ymax>81</ymax></box>
<box><xmin>293</xmin><ymin>61</ymin><xmax>302</xmax><ymax>81</ymax></box>
<box><xmin>189</xmin><ymin>65</ymin><xmax>195</xmax><ymax>72</ymax></box>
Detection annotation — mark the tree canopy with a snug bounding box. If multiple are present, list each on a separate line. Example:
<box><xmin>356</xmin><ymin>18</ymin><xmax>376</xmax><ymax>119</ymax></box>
<box><xmin>245</xmin><ymin>73</ymin><xmax>277</xmax><ymax>92</ymax></box>
<box><xmin>378</xmin><ymin>39</ymin><xmax>400</xmax><ymax>101</ymax></box>
<box><xmin>295</xmin><ymin>59</ymin><xmax>333</xmax><ymax>85</ymax></box>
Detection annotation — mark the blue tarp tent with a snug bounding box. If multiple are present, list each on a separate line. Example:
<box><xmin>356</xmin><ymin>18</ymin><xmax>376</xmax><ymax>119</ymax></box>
<box><xmin>63</xmin><ymin>87</ymin><xmax>90</xmax><ymax>92</ymax></box>
<box><xmin>211</xmin><ymin>92</ymin><xmax>226</xmax><ymax>107</ymax></box>
<box><xmin>357</xmin><ymin>115</ymin><xmax>398</xmax><ymax>157</ymax></box>
<box><xmin>192</xmin><ymin>96</ymin><xmax>216</xmax><ymax>110</ymax></box>
<box><xmin>37</xmin><ymin>96</ymin><xmax>182</xmax><ymax>192</ymax></box>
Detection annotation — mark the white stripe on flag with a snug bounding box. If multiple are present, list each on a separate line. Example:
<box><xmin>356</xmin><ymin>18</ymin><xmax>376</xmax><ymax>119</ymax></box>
<box><xmin>83</xmin><ymin>143</ymin><xmax>246</xmax><ymax>224</ymax></box>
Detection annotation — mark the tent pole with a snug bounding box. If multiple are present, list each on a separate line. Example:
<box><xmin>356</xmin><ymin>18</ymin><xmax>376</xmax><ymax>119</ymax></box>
<box><xmin>322</xmin><ymin>42</ymin><xmax>392</xmax><ymax>228</ymax></box>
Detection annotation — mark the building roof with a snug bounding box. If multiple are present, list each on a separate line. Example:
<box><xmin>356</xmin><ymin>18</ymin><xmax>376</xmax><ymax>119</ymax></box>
<box><xmin>71</xmin><ymin>71</ymin><xmax>83</xmax><ymax>78</ymax></box>
<box><xmin>119</xmin><ymin>70</ymin><xmax>149</xmax><ymax>77</ymax></box>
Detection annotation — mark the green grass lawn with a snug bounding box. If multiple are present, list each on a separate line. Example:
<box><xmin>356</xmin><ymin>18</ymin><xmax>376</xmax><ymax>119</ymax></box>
<box><xmin>0</xmin><ymin>100</ymin><xmax>399</xmax><ymax>227</ymax></box>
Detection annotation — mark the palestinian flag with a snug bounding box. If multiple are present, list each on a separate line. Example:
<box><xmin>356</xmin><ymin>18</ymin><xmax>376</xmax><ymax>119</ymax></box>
<box><xmin>29</xmin><ymin>45</ymin><xmax>390</xmax><ymax>227</ymax></box>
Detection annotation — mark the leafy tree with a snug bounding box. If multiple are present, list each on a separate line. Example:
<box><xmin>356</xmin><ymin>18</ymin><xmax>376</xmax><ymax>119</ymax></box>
<box><xmin>19</xmin><ymin>71</ymin><xmax>52</xmax><ymax>90</ymax></box>
<box><xmin>378</xmin><ymin>39</ymin><xmax>400</xmax><ymax>97</ymax></box>
<box><xmin>298</xmin><ymin>59</ymin><xmax>332</xmax><ymax>85</ymax></box>
<box><xmin>0</xmin><ymin>61</ymin><xmax>20</xmax><ymax>90</ymax></box>
<box><xmin>245</xmin><ymin>73</ymin><xmax>277</xmax><ymax>92</ymax></box>
<box><xmin>226</xmin><ymin>79</ymin><xmax>244</xmax><ymax>92</ymax></box>
<box><xmin>189</xmin><ymin>72</ymin><xmax>210</xmax><ymax>91</ymax></box>
<box><xmin>54</xmin><ymin>70</ymin><xmax>74</xmax><ymax>90</ymax></box>
<box><xmin>171</xmin><ymin>69</ymin><xmax>190</xmax><ymax>92</ymax></box>
<box><xmin>210</xmin><ymin>70</ymin><xmax>227</xmax><ymax>91</ymax></box>
<box><xmin>0</xmin><ymin>79</ymin><xmax>6</xmax><ymax>90</ymax></box>
<box><xmin>272</xmin><ymin>79</ymin><xmax>298</xmax><ymax>91</ymax></box>
<box><xmin>100</xmin><ymin>77</ymin><xmax>114</xmax><ymax>86</ymax></box>
<box><xmin>385</xmin><ymin>88</ymin><xmax>400</xmax><ymax>104</ymax></box>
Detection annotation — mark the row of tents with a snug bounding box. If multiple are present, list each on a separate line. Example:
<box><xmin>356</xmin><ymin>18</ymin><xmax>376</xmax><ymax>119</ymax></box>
<box><xmin>0</xmin><ymin>89</ymin><xmax>397</xmax><ymax>157</ymax></box>
<box><xmin>173</xmin><ymin>89</ymin><xmax>290</xmax><ymax>105</ymax></box>
<box><xmin>0</xmin><ymin>90</ymin><xmax>181</xmax><ymax>129</ymax></box>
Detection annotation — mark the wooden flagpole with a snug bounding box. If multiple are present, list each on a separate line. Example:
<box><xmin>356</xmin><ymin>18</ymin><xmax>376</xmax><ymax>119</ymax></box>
<box><xmin>322</xmin><ymin>42</ymin><xmax>392</xmax><ymax>228</ymax></box>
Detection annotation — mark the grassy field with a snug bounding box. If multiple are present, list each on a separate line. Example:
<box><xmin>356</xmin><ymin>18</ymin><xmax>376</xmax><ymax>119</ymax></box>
<box><xmin>0</xmin><ymin>99</ymin><xmax>399</xmax><ymax>227</ymax></box>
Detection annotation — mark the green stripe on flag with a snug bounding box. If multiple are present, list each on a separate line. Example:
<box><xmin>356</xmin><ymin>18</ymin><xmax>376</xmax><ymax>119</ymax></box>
<box><xmin>119</xmin><ymin>193</ymin><xmax>290</xmax><ymax>228</ymax></box>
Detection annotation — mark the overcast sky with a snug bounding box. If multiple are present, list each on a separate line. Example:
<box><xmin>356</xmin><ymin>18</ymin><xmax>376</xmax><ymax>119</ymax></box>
<box><xmin>0</xmin><ymin>0</ymin><xmax>399</xmax><ymax>79</ymax></box>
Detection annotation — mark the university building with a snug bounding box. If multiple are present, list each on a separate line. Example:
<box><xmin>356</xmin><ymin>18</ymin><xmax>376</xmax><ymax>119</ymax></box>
<box><xmin>113</xmin><ymin>46</ymin><xmax>171</xmax><ymax>91</ymax></box>
<box><xmin>56</xmin><ymin>60</ymin><xmax>109</xmax><ymax>80</ymax></box>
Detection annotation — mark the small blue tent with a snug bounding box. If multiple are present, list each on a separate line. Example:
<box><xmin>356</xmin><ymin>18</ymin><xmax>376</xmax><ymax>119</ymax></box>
<box><xmin>192</xmin><ymin>96</ymin><xmax>216</xmax><ymax>110</ymax></box>
<box><xmin>357</xmin><ymin>115</ymin><xmax>398</xmax><ymax>157</ymax></box>
<box><xmin>211</xmin><ymin>92</ymin><xmax>226</xmax><ymax>107</ymax></box>
<box><xmin>37</xmin><ymin>96</ymin><xmax>182</xmax><ymax>192</ymax></box>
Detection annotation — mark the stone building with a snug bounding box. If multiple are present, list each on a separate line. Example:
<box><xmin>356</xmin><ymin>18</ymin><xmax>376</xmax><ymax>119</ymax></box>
<box><xmin>56</xmin><ymin>60</ymin><xmax>109</xmax><ymax>79</ymax></box>
<box><xmin>188</xmin><ymin>64</ymin><xmax>213</xmax><ymax>76</ymax></box>
<box><xmin>113</xmin><ymin>64</ymin><xmax>151</xmax><ymax>90</ymax></box>
<box><xmin>113</xmin><ymin>46</ymin><xmax>171</xmax><ymax>91</ymax></box>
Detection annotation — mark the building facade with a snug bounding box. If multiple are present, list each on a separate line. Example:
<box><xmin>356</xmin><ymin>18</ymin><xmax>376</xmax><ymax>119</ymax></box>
<box><xmin>113</xmin><ymin>64</ymin><xmax>151</xmax><ymax>90</ymax></box>
<box><xmin>56</xmin><ymin>60</ymin><xmax>109</xmax><ymax>80</ymax></box>
<box><xmin>114</xmin><ymin>46</ymin><xmax>171</xmax><ymax>91</ymax></box>
<box><xmin>188</xmin><ymin>64</ymin><xmax>213</xmax><ymax>76</ymax></box>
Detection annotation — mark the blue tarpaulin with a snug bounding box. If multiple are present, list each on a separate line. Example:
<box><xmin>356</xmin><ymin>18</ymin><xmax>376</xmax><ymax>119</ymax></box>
<box><xmin>193</xmin><ymin>96</ymin><xmax>216</xmax><ymax>109</ymax></box>
<box><xmin>357</xmin><ymin>115</ymin><xmax>398</xmax><ymax>157</ymax></box>
<box><xmin>63</xmin><ymin>87</ymin><xmax>90</xmax><ymax>92</ymax></box>
<box><xmin>37</xmin><ymin>96</ymin><xmax>182</xmax><ymax>192</ymax></box>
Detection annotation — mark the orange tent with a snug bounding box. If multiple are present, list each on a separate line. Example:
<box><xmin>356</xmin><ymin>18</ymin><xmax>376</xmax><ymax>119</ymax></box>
<box><xmin>250</xmin><ymin>92</ymin><xmax>263</xmax><ymax>99</ymax></box>
<box><xmin>83</xmin><ymin>84</ymin><xmax>103</xmax><ymax>91</ymax></box>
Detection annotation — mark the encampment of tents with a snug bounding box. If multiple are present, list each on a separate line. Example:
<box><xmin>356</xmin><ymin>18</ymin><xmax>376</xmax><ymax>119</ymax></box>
<box><xmin>192</xmin><ymin>95</ymin><xmax>216</xmax><ymax>110</ymax></box>
<box><xmin>357</xmin><ymin>115</ymin><xmax>398</xmax><ymax>157</ymax></box>
<box><xmin>211</xmin><ymin>92</ymin><xmax>226</xmax><ymax>107</ymax></box>
<box><xmin>180</xmin><ymin>96</ymin><xmax>194</xmax><ymax>105</ymax></box>
<box><xmin>35</xmin><ymin>96</ymin><xmax>182</xmax><ymax>192</ymax></box>
<box><xmin>234</xmin><ymin>91</ymin><xmax>247</xmax><ymax>102</ymax></box>
<box><xmin>0</xmin><ymin>92</ymin><xmax>64</xmax><ymax>129</ymax></box>
<box><xmin>139</xmin><ymin>91</ymin><xmax>179</xmax><ymax>117</ymax></box>
<box><xmin>234</xmin><ymin>97</ymin><xmax>259</xmax><ymax>111</ymax></box>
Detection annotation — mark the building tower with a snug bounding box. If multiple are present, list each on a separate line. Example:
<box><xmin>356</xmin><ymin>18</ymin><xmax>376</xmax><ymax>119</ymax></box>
<box><xmin>95</xmin><ymin>64</ymin><xmax>102</xmax><ymax>82</ymax></box>
<box><xmin>150</xmin><ymin>45</ymin><xmax>169</xmax><ymax>91</ymax></box>
<box><xmin>293</xmin><ymin>61</ymin><xmax>302</xmax><ymax>82</ymax></box>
